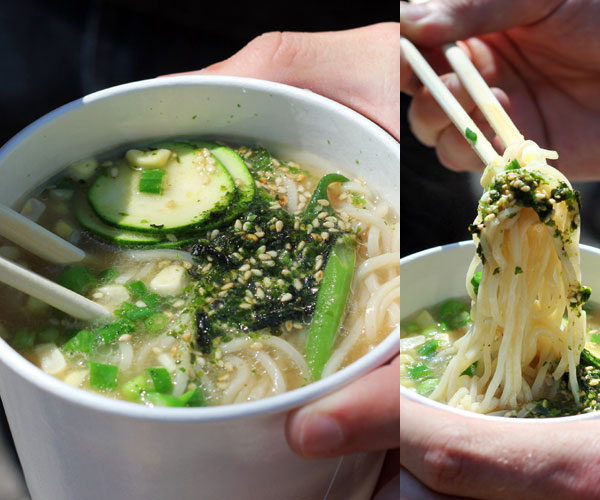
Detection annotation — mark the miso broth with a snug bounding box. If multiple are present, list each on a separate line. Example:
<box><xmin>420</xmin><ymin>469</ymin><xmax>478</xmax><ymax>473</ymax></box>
<box><xmin>0</xmin><ymin>140</ymin><xmax>400</xmax><ymax>407</ymax></box>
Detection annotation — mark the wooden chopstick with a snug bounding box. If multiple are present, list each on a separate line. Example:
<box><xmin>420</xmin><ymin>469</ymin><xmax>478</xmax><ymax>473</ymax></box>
<box><xmin>442</xmin><ymin>42</ymin><xmax>524</xmax><ymax>148</ymax></box>
<box><xmin>0</xmin><ymin>203</ymin><xmax>85</xmax><ymax>264</ymax></box>
<box><xmin>400</xmin><ymin>36</ymin><xmax>501</xmax><ymax>165</ymax></box>
<box><xmin>0</xmin><ymin>256</ymin><xmax>111</xmax><ymax>321</ymax></box>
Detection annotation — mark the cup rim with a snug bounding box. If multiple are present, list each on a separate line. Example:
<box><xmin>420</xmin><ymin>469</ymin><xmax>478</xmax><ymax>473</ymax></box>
<box><xmin>400</xmin><ymin>240</ymin><xmax>600</xmax><ymax>423</ymax></box>
<box><xmin>0</xmin><ymin>75</ymin><xmax>400</xmax><ymax>422</ymax></box>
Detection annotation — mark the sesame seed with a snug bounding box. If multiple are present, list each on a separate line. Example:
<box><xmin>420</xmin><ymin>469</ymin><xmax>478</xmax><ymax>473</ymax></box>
<box><xmin>321</xmin><ymin>231</ymin><xmax>330</xmax><ymax>240</ymax></box>
<box><xmin>118</xmin><ymin>334</ymin><xmax>132</xmax><ymax>342</ymax></box>
<box><xmin>243</xmin><ymin>270</ymin><xmax>252</xmax><ymax>280</ymax></box>
<box><xmin>275</xmin><ymin>220</ymin><xmax>284</xmax><ymax>232</ymax></box>
<box><xmin>317</xmin><ymin>211</ymin><xmax>328</xmax><ymax>219</ymax></box>
<box><xmin>317</xmin><ymin>199</ymin><xmax>330</xmax><ymax>207</ymax></box>
<box><xmin>293</xmin><ymin>278</ymin><xmax>302</xmax><ymax>290</ymax></box>
<box><xmin>239</xmin><ymin>264</ymin><xmax>251</xmax><ymax>271</ymax></box>
<box><xmin>267</xmin><ymin>250</ymin><xmax>278</xmax><ymax>258</ymax></box>
<box><xmin>280</xmin><ymin>293</ymin><xmax>293</xmax><ymax>302</ymax></box>
<box><xmin>256</xmin><ymin>287</ymin><xmax>265</xmax><ymax>299</ymax></box>
<box><xmin>239</xmin><ymin>303</ymin><xmax>252</xmax><ymax>309</ymax></box>
<box><xmin>258</xmin><ymin>253</ymin><xmax>271</xmax><ymax>261</ymax></box>
<box><xmin>246</xmin><ymin>234</ymin><xmax>259</xmax><ymax>242</ymax></box>
<box><xmin>172</xmin><ymin>299</ymin><xmax>185</xmax><ymax>308</ymax></box>
<box><xmin>136</xmin><ymin>300</ymin><xmax>147</xmax><ymax>308</ymax></box>
<box><xmin>297</xmin><ymin>241</ymin><xmax>306</xmax><ymax>251</ymax></box>
<box><xmin>182</xmin><ymin>331</ymin><xmax>192</xmax><ymax>342</ymax></box>
<box><xmin>323</xmin><ymin>221</ymin><xmax>335</xmax><ymax>228</ymax></box>
<box><xmin>234</xmin><ymin>219</ymin><xmax>243</xmax><ymax>230</ymax></box>
<box><xmin>210</xmin><ymin>229</ymin><xmax>220</xmax><ymax>240</ymax></box>
<box><xmin>221</xmin><ymin>282</ymin><xmax>234</xmax><ymax>291</ymax></box>
<box><xmin>591</xmin><ymin>379</ymin><xmax>600</xmax><ymax>386</ymax></box>
<box><xmin>92</xmin><ymin>292</ymin><xmax>104</xmax><ymax>299</ymax></box>
<box><xmin>520</xmin><ymin>185</ymin><xmax>531</xmax><ymax>192</ymax></box>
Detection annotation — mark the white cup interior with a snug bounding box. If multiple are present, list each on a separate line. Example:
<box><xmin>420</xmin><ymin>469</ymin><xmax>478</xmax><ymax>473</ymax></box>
<box><xmin>400</xmin><ymin>241</ymin><xmax>600</xmax><ymax>422</ymax></box>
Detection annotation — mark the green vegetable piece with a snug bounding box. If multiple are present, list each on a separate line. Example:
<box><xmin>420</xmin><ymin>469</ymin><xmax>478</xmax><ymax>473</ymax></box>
<box><xmin>98</xmin><ymin>268</ymin><xmax>119</xmax><ymax>283</ymax></box>
<box><xmin>179</xmin><ymin>388</ymin><xmax>205</xmax><ymax>407</ymax></box>
<box><xmin>581</xmin><ymin>348</ymin><xmax>600</xmax><ymax>370</ymax></box>
<box><xmin>97</xmin><ymin>319</ymin><xmax>135</xmax><ymax>344</ymax></box>
<box><xmin>12</xmin><ymin>329</ymin><xmax>35</xmax><ymax>350</ymax></box>
<box><xmin>471</xmin><ymin>271</ymin><xmax>482</xmax><ymax>295</ymax></box>
<box><xmin>63</xmin><ymin>329</ymin><xmax>96</xmax><ymax>354</ymax></box>
<box><xmin>57</xmin><ymin>266</ymin><xmax>96</xmax><ymax>294</ymax></box>
<box><xmin>417</xmin><ymin>378</ymin><xmax>439</xmax><ymax>396</ymax></box>
<box><xmin>505</xmin><ymin>159</ymin><xmax>521</xmax><ymax>171</ymax></box>
<box><xmin>144</xmin><ymin>313</ymin><xmax>168</xmax><ymax>333</ymax></box>
<box><xmin>408</xmin><ymin>362</ymin><xmax>432</xmax><ymax>380</ymax></box>
<box><xmin>89</xmin><ymin>362</ymin><xmax>118</xmax><ymax>390</ymax></box>
<box><xmin>515</xmin><ymin>266</ymin><xmax>523</xmax><ymax>275</ymax></box>
<box><xmin>402</xmin><ymin>322</ymin><xmax>421</xmax><ymax>334</ymax></box>
<box><xmin>143</xmin><ymin>391</ymin><xmax>185</xmax><ymax>407</ymax></box>
<box><xmin>146</xmin><ymin>367</ymin><xmax>173</xmax><ymax>393</ymax></box>
<box><xmin>38</xmin><ymin>326</ymin><xmax>60</xmax><ymax>343</ymax></box>
<box><xmin>306</xmin><ymin>240</ymin><xmax>356</xmax><ymax>380</ymax></box>
<box><xmin>121</xmin><ymin>374</ymin><xmax>152</xmax><ymax>401</ymax></box>
<box><xmin>303</xmin><ymin>173</ymin><xmax>349</xmax><ymax>220</ymax></box>
<box><xmin>438</xmin><ymin>299</ymin><xmax>470</xmax><ymax>330</ymax></box>
<box><xmin>127</xmin><ymin>280</ymin><xmax>148</xmax><ymax>297</ymax></box>
<box><xmin>465</xmin><ymin>127</ymin><xmax>477</xmax><ymax>144</ymax></box>
<box><xmin>138</xmin><ymin>169</ymin><xmax>165</xmax><ymax>194</ymax></box>
<box><xmin>460</xmin><ymin>361</ymin><xmax>479</xmax><ymax>377</ymax></box>
<box><xmin>591</xmin><ymin>333</ymin><xmax>600</xmax><ymax>344</ymax></box>
<box><xmin>417</xmin><ymin>339</ymin><xmax>439</xmax><ymax>358</ymax></box>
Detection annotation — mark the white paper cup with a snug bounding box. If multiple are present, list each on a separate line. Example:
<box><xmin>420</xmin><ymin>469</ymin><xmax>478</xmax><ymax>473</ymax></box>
<box><xmin>400</xmin><ymin>240</ymin><xmax>600</xmax><ymax>422</ymax></box>
<box><xmin>0</xmin><ymin>76</ymin><xmax>400</xmax><ymax>500</ymax></box>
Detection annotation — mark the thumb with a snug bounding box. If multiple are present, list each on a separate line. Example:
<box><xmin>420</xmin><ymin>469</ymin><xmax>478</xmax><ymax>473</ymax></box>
<box><xmin>400</xmin><ymin>0</ymin><xmax>565</xmax><ymax>46</ymax></box>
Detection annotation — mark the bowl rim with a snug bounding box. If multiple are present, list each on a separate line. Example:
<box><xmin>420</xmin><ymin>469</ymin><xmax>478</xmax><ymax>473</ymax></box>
<box><xmin>400</xmin><ymin>240</ymin><xmax>600</xmax><ymax>423</ymax></box>
<box><xmin>0</xmin><ymin>75</ymin><xmax>400</xmax><ymax>422</ymax></box>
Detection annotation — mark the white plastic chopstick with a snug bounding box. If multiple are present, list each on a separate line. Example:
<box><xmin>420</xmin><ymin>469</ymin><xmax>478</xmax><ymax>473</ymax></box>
<box><xmin>400</xmin><ymin>36</ymin><xmax>501</xmax><ymax>165</ymax></box>
<box><xmin>0</xmin><ymin>256</ymin><xmax>111</xmax><ymax>321</ymax></box>
<box><xmin>0</xmin><ymin>203</ymin><xmax>85</xmax><ymax>264</ymax></box>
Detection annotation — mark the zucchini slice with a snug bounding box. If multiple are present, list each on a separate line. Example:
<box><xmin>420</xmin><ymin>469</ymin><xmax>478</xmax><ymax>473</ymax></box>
<box><xmin>75</xmin><ymin>195</ymin><xmax>195</xmax><ymax>248</ymax></box>
<box><xmin>88</xmin><ymin>143</ymin><xmax>235</xmax><ymax>233</ymax></box>
<box><xmin>193</xmin><ymin>142</ymin><xmax>255</xmax><ymax>206</ymax></box>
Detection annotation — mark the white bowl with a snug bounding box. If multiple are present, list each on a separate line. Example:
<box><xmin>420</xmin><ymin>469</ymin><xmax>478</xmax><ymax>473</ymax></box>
<box><xmin>400</xmin><ymin>240</ymin><xmax>600</xmax><ymax>423</ymax></box>
<box><xmin>0</xmin><ymin>76</ymin><xmax>400</xmax><ymax>500</ymax></box>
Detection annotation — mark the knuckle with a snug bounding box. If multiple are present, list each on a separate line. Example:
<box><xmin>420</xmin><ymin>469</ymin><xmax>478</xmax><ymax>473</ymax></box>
<box><xmin>246</xmin><ymin>31</ymin><xmax>302</xmax><ymax>69</ymax></box>
<box><xmin>420</xmin><ymin>426</ymin><xmax>473</xmax><ymax>493</ymax></box>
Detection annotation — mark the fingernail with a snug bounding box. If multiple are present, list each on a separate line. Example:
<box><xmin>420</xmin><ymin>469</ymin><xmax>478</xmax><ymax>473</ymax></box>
<box><xmin>400</xmin><ymin>3</ymin><xmax>431</xmax><ymax>24</ymax></box>
<box><xmin>299</xmin><ymin>415</ymin><xmax>345</xmax><ymax>457</ymax></box>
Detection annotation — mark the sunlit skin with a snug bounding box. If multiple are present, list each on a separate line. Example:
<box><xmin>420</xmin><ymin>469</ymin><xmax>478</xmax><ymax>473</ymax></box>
<box><xmin>401</xmin><ymin>0</ymin><xmax>600</xmax><ymax>181</ymax></box>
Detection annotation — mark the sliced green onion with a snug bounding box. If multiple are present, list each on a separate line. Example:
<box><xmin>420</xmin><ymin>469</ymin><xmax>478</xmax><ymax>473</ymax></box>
<box><xmin>591</xmin><ymin>333</ymin><xmax>600</xmax><ymax>344</ymax></box>
<box><xmin>179</xmin><ymin>388</ymin><xmax>205</xmax><ymax>407</ymax></box>
<box><xmin>408</xmin><ymin>362</ymin><xmax>432</xmax><ymax>380</ymax></box>
<box><xmin>89</xmin><ymin>362</ymin><xmax>118</xmax><ymax>390</ymax></box>
<box><xmin>402</xmin><ymin>322</ymin><xmax>421</xmax><ymax>334</ymax></box>
<box><xmin>121</xmin><ymin>374</ymin><xmax>152</xmax><ymax>401</ymax></box>
<box><xmin>471</xmin><ymin>271</ymin><xmax>482</xmax><ymax>295</ymax></box>
<box><xmin>460</xmin><ymin>361</ymin><xmax>479</xmax><ymax>377</ymax></box>
<box><xmin>12</xmin><ymin>329</ymin><xmax>36</xmax><ymax>350</ymax></box>
<box><xmin>57</xmin><ymin>266</ymin><xmax>96</xmax><ymax>294</ymax></box>
<box><xmin>144</xmin><ymin>313</ymin><xmax>168</xmax><ymax>333</ymax></box>
<box><xmin>38</xmin><ymin>326</ymin><xmax>60</xmax><ymax>343</ymax></box>
<box><xmin>417</xmin><ymin>339</ymin><xmax>439</xmax><ymax>358</ymax></box>
<box><xmin>98</xmin><ymin>268</ymin><xmax>119</xmax><ymax>283</ymax></box>
<box><xmin>505</xmin><ymin>159</ymin><xmax>521</xmax><ymax>171</ymax></box>
<box><xmin>97</xmin><ymin>318</ymin><xmax>135</xmax><ymax>344</ymax></box>
<box><xmin>138</xmin><ymin>169</ymin><xmax>165</xmax><ymax>194</ymax></box>
<box><xmin>143</xmin><ymin>391</ymin><xmax>185</xmax><ymax>407</ymax></box>
<box><xmin>417</xmin><ymin>378</ymin><xmax>439</xmax><ymax>396</ymax></box>
<box><xmin>465</xmin><ymin>127</ymin><xmax>477</xmax><ymax>144</ymax></box>
<box><xmin>146</xmin><ymin>367</ymin><xmax>172</xmax><ymax>393</ymax></box>
<box><xmin>438</xmin><ymin>299</ymin><xmax>470</xmax><ymax>330</ymax></box>
<box><xmin>63</xmin><ymin>329</ymin><xmax>96</xmax><ymax>354</ymax></box>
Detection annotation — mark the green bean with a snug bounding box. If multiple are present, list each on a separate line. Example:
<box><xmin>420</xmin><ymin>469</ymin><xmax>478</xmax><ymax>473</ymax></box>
<box><xmin>303</xmin><ymin>173</ymin><xmax>349</xmax><ymax>220</ymax></box>
<box><xmin>306</xmin><ymin>239</ymin><xmax>355</xmax><ymax>380</ymax></box>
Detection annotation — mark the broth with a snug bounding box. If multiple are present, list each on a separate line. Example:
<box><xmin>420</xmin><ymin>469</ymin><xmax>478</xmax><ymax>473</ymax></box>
<box><xmin>0</xmin><ymin>140</ymin><xmax>399</xmax><ymax>407</ymax></box>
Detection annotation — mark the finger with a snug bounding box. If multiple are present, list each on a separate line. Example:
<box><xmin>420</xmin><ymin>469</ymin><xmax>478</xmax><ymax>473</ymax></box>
<box><xmin>399</xmin><ymin>467</ymin><xmax>461</xmax><ymax>500</ymax></box>
<box><xmin>174</xmin><ymin>23</ymin><xmax>400</xmax><ymax>140</ymax></box>
<box><xmin>435</xmin><ymin>104</ymin><xmax>505</xmax><ymax>172</ymax></box>
<box><xmin>285</xmin><ymin>356</ymin><xmax>399</xmax><ymax>458</ymax></box>
<box><xmin>400</xmin><ymin>0</ymin><xmax>565</xmax><ymax>47</ymax></box>
<box><xmin>399</xmin><ymin>396</ymin><xmax>600</xmax><ymax>499</ymax></box>
<box><xmin>407</xmin><ymin>73</ymin><xmax>477</xmax><ymax>146</ymax></box>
